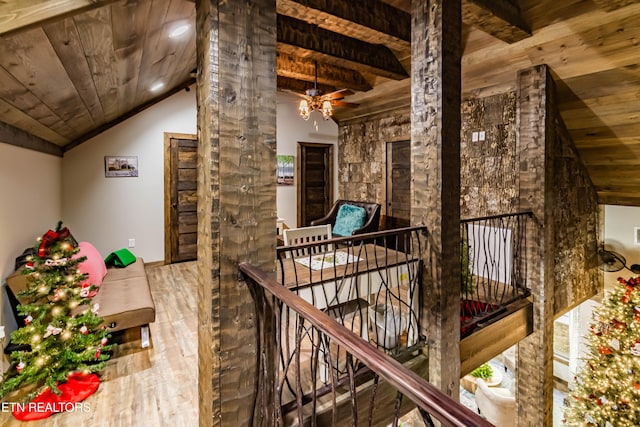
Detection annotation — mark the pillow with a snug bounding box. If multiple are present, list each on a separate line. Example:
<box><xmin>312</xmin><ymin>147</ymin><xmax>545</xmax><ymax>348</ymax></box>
<box><xmin>332</xmin><ymin>204</ymin><xmax>367</xmax><ymax>237</ymax></box>
<box><xmin>72</xmin><ymin>241</ymin><xmax>107</xmax><ymax>288</ymax></box>
<box><xmin>104</xmin><ymin>248</ymin><xmax>137</xmax><ymax>268</ymax></box>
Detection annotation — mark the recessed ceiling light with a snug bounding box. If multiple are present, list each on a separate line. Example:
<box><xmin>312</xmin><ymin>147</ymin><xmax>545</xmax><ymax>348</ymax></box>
<box><xmin>169</xmin><ymin>23</ymin><xmax>190</xmax><ymax>39</ymax></box>
<box><xmin>150</xmin><ymin>82</ymin><xmax>165</xmax><ymax>92</ymax></box>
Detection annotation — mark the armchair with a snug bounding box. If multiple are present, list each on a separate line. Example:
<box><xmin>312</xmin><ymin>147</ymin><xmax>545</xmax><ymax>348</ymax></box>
<box><xmin>475</xmin><ymin>378</ymin><xmax>516</xmax><ymax>427</ymax></box>
<box><xmin>310</xmin><ymin>200</ymin><xmax>381</xmax><ymax>236</ymax></box>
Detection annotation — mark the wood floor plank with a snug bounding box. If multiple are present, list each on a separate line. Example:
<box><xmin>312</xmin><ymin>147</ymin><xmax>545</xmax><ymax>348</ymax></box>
<box><xmin>0</xmin><ymin>261</ymin><xmax>198</xmax><ymax>426</ymax></box>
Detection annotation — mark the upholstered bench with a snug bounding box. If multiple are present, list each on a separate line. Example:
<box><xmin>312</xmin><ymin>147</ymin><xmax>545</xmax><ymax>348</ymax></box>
<box><xmin>5</xmin><ymin>246</ymin><xmax>156</xmax><ymax>349</ymax></box>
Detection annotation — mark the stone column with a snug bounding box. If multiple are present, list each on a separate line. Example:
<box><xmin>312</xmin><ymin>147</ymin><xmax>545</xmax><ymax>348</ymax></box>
<box><xmin>411</xmin><ymin>0</ymin><xmax>462</xmax><ymax>398</ymax></box>
<box><xmin>516</xmin><ymin>64</ymin><xmax>555</xmax><ymax>426</ymax></box>
<box><xmin>195</xmin><ymin>1</ymin><xmax>277</xmax><ymax>425</ymax></box>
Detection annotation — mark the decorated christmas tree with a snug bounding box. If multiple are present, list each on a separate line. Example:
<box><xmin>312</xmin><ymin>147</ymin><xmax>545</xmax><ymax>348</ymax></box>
<box><xmin>0</xmin><ymin>222</ymin><xmax>112</xmax><ymax>410</ymax></box>
<box><xmin>564</xmin><ymin>276</ymin><xmax>640</xmax><ymax>426</ymax></box>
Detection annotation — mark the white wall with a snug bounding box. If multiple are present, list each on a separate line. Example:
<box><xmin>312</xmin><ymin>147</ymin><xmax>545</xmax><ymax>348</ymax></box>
<box><xmin>559</xmin><ymin>205</ymin><xmax>640</xmax><ymax>384</ymax></box>
<box><xmin>276</xmin><ymin>92</ymin><xmax>339</xmax><ymax>228</ymax></box>
<box><xmin>0</xmin><ymin>144</ymin><xmax>62</xmax><ymax>360</ymax></box>
<box><xmin>62</xmin><ymin>89</ymin><xmax>339</xmax><ymax>261</ymax></box>
<box><xmin>603</xmin><ymin>205</ymin><xmax>640</xmax><ymax>285</ymax></box>
<box><xmin>62</xmin><ymin>88</ymin><xmax>197</xmax><ymax>262</ymax></box>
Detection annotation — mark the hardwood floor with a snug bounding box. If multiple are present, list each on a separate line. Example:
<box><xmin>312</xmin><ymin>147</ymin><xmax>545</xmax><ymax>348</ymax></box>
<box><xmin>0</xmin><ymin>262</ymin><xmax>198</xmax><ymax>426</ymax></box>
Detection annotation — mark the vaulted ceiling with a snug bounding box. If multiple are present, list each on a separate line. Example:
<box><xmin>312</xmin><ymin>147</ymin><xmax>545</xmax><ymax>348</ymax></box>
<box><xmin>1</xmin><ymin>0</ymin><xmax>640</xmax><ymax>205</ymax></box>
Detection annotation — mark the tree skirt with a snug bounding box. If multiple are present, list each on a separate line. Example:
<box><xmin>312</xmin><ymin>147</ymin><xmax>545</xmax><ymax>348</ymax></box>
<box><xmin>12</xmin><ymin>372</ymin><xmax>100</xmax><ymax>421</ymax></box>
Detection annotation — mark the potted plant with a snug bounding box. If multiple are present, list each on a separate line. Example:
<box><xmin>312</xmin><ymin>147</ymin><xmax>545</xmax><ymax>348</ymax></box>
<box><xmin>461</xmin><ymin>362</ymin><xmax>497</xmax><ymax>394</ymax></box>
<box><xmin>470</xmin><ymin>363</ymin><xmax>493</xmax><ymax>380</ymax></box>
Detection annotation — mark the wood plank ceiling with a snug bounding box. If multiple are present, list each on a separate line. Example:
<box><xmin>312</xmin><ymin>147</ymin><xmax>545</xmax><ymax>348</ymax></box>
<box><xmin>0</xmin><ymin>0</ymin><xmax>640</xmax><ymax>205</ymax></box>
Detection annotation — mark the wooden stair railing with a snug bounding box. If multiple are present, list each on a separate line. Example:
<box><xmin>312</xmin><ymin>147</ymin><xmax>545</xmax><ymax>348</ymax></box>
<box><xmin>241</xmin><ymin>262</ymin><xmax>493</xmax><ymax>427</ymax></box>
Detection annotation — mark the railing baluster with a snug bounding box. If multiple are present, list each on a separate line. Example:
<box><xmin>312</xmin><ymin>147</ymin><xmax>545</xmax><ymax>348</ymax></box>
<box><xmin>460</xmin><ymin>211</ymin><xmax>533</xmax><ymax>337</ymax></box>
<box><xmin>259</xmin><ymin>220</ymin><xmax>532</xmax><ymax>425</ymax></box>
<box><xmin>241</xmin><ymin>227</ymin><xmax>498</xmax><ymax>426</ymax></box>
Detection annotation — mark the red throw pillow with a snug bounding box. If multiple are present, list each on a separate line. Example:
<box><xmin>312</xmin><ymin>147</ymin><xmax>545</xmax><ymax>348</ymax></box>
<box><xmin>72</xmin><ymin>242</ymin><xmax>107</xmax><ymax>289</ymax></box>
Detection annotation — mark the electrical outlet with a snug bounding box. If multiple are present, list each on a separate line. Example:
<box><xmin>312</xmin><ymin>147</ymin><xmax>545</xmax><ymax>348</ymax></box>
<box><xmin>128</xmin><ymin>238</ymin><xmax>135</xmax><ymax>248</ymax></box>
<box><xmin>472</xmin><ymin>131</ymin><xmax>479</xmax><ymax>142</ymax></box>
<box><xmin>479</xmin><ymin>130</ymin><xmax>486</xmax><ymax>141</ymax></box>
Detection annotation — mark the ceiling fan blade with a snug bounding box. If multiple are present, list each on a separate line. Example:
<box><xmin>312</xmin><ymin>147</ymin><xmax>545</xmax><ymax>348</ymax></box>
<box><xmin>325</xmin><ymin>89</ymin><xmax>354</xmax><ymax>99</ymax></box>
<box><xmin>331</xmin><ymin>100</ymin><xmax>359</xmax><ymax>108</ymax></box>
<box><xmin>281</xmin><ymin>89</ymin><xmax>308</xmax><ymax>99</ymax></box>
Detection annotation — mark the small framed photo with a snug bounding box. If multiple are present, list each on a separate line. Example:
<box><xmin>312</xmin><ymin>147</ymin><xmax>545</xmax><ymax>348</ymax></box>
<box><xmin>105</xmin><ymin>156</ymin><xmax>138</xmax><ymax>177</ymax></box>
<box><xmin>277</xmin><ymin>155</ymin><xmax>294</xmax><ymax>186</ymax></box>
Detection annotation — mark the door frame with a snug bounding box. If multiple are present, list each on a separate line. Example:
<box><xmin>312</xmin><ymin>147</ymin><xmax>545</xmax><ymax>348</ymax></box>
<box><xmin>164</xmin><ymin>132</ymin><xmax>197</xmax><ymax>264</ymax></box>
<box><xmin>297</xmin><ymin>142</ymin><xmax>334</xmax><ymax>227</ymax></box>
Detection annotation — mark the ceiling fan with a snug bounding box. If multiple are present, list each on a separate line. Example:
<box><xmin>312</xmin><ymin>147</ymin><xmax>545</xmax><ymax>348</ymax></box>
<box><xmin>291</xmin><ymin>61</ymin><xmax>359</xmax><ymax>121</ymax></box>
<box><xmin>597</xmin><ymin>247</ymin><xmax>640</xmax><ymax>274</ymax></box>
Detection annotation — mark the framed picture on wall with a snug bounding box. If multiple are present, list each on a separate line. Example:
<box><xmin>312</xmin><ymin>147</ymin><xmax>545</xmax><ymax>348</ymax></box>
<box><xmin>277</xmin><ymin>155</ymin><xmax>294</xmax><ymax>186</ymax></box>
<box><xmin>105</xmin><ymin>156</ymin><xmax>138</xmax><ymax>177</ymax></box>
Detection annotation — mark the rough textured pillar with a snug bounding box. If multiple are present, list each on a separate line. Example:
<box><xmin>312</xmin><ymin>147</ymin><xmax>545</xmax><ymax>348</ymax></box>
<box><xmin>411</xmin><ymin>0</ymin><xmax>462</xmax><ymax>398</ymax></box>
<box><xmin>195</xmin><ymin>1</ymin><xmax>277</xmax><ymax>425</ymax></box>
<box><xmin>516</xmin><ymin>64</ymin><xmax>554</xmax><ymax>426</ymax></box>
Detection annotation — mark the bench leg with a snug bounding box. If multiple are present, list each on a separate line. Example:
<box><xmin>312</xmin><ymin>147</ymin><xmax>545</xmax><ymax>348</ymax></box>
<box><xmin>141</xmin><ymin>324</ymin><xmax>150</xmax><ymax>348</ymax></box>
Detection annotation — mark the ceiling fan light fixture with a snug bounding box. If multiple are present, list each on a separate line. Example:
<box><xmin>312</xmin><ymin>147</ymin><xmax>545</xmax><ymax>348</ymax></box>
<box><xmin>298</xmin><ymin>99</ymin><xmax>310</xmax><ymax>120</ymax></box>
<box><xmin>321</xmin><ymin>100</ymin><xmax>332</xmax><ymax>120</ymax></box>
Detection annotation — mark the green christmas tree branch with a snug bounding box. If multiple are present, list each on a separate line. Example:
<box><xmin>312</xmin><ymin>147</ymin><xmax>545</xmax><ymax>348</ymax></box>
<box><xmin>0</xmin><ymin>224</ymin><xmax>114</xmax><ymax>403</ymax></box>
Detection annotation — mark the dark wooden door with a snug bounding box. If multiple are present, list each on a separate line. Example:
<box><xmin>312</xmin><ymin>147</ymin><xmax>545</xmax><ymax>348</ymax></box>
<box><xmin>386</xmin><ymin>140</ymin><xmax>411</xmax><ymax>229</ymax></box>
<box><xmin>298</xmin><ymin>142</ymin><xmax>333</xmax><ymax>227</ymax></box>
<box><xmin>167</xmin><ymin>135</ymin><xmax>197</xmax><ymax>263</ymax></box>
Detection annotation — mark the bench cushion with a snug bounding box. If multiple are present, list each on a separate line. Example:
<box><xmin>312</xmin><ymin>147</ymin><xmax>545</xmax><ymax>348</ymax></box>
<box><xmin>92</xmin><ymin>258</ymin><xmax>156</xmax><ymax>332</ymax></box>
<box><xmin>6</xmin><ymin>257</ymin><xmax>156</xmax><ymax>334</ymax></box>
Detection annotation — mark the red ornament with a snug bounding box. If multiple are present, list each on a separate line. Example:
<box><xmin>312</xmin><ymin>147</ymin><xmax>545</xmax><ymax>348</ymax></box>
<box><xmin>100</xmin><ymin>337</ymin><xmax>108</xmax><ymax>346</ymax></box>
<box><xmin>24</xmin><ymin>315</ymin><xmax>33</xmax><ymax>325</ymax></box>
<box><xmin>599</xmin><ymin>345</ymin><xmax>613</xmax><ymax>355</ymax></box>
<box><xmin>16</xmin><ymin>362</ymin><xmax>25</xmax><ymax>373</ymax></box>
<box><xmin>613</xmin><ymin>319</ymin><xmax>628</xmax><ymax>330</ymax></box>
<box><xmin>79</xmin><ymin>325</ymin><xmax>88</xmax><ymax>335</ymax></box>
<box><xmin>634</xmin><ymin>382</ymin><xmax>640</xmax><ymax>391</ymax></box>
<box><xmin>95</xmin><ymin>347</ymin><xmax>101</xmax><ymax>359</ymax></box>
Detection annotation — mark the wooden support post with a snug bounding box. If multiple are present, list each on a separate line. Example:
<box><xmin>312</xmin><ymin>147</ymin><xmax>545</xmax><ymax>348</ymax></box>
<box><xmin>196</xmin><ymin>0</ymin><xmax>277</xmax><ymax>425</ymax></box>
<box><xmin>411</xmin><ymin>0</ymin><xmax>462</xmax><ymax>398</ymax></box>
<box><xmin>516</xmin><ymin>64</ymin><xmax>555</xmax><ymax>427</ymax></box>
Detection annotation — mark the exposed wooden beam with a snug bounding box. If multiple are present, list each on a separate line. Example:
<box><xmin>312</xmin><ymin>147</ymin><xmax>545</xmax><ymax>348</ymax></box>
<box><xmin>277</xmin><ymin>15</ymin><xmax>408</xmax><ymax>80</ymax></box>
<box><xmin>276</xmin><ymin>76</ymin><xmax>337</xmax><ymax>96</ymax></box>
<box><xmin>462</xmin><ymin>0</ymin><xmax>531</xmax><ymax>43</ymax></box>
<box><xmin>460</xmin><ymin>299</ymin><xmax>533</xmax><ymax>377</ymax></box>
<box><xmin>276</xmin><ymin>53</ymin><xmax>372</xmax><ymax>92</ymax></box>
<box><xmin>598</xmin><ymin>191</ymin><xmax>640</xmax><ymax>206</ymax></box>
<box><xmin>591</xmin><ymin>0</ymin><xmax>640</xmax><ymax>12</ymax></box>
<box><xmin>0</xmin><ymin>0</ymin><xmax>119</xmax><ymax>37</ymax></box>
<box><xmin>277</xmin><ymin>0</ymin><xmax>410</xmax><ymax>52</ymax></box>
<box><xmin>0</xmin><ymin>121</ymin><xmax>63</xmax><ymax>157</ymax></box>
